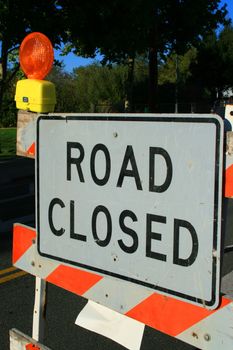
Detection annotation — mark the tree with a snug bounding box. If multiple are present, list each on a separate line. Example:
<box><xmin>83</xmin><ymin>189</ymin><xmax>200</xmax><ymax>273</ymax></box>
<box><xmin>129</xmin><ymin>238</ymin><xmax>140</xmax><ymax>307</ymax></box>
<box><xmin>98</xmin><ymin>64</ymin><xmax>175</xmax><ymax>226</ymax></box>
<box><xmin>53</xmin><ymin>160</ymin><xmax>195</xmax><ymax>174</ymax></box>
<box><xmin>0</xmin><ymin>0</ymin><xmax>63</xmax><ymax>122</ymax></box>
<box><xmin>58</xmin><ymin>0</ymin><xmax>228</xmax><ymax>111</ymax></box>
<box><xmin>72</xmin><ymin>59</ymin><xmax>151</xmax><ymax>112</ymax></box>
<box><xmin>156</xmin><ymin>25</ymin><xmax>233</xmax><ymax>111</ymax></box>
<box><xmin>0</xmin><ymin>1</ymin><xmax>229</xmax><ymax>119</ymax></box>
<box><xmin>159</xmin><ymin>48</ymin><xmax>197</xmax><ymax>85</ymax></box>
<box><xmin>157</xmin><ymin>48</ymin><xmax>198</xmax><ymax>112</ymax></box>
<box><xmin>72</xmin><ymin>64</ymin><xmax>127</xmax><ymax>112</ymax></box>
<box><xmin>190</xmin><ymin>25</ymin><xmax>233</xmax><ymax>101</ymax></box>
<box><xmin>47</xmin><ymin>66</ymin><xmax>80</xmax><ymax>113</ymax></box>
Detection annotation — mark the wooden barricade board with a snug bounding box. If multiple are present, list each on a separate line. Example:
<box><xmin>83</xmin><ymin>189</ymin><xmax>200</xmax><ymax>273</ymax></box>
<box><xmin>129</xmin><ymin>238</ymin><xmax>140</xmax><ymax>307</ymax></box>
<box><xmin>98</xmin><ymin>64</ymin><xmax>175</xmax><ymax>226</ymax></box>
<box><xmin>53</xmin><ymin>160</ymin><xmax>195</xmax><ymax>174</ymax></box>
<box><xmin>10</xmin><ymin>328</ymin><xmax>51</xmax><ymax>350</ymax></box>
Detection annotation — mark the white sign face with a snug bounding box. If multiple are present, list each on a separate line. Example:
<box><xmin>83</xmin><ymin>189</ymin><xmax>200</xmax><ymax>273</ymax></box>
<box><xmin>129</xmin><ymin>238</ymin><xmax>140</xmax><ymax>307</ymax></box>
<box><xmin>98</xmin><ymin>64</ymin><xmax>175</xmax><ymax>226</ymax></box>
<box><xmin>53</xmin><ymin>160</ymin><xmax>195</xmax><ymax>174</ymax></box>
<box><xmin>37</xmin><ymin>114</ymin><xmax>223</xmax><ymax>309</ymax></box>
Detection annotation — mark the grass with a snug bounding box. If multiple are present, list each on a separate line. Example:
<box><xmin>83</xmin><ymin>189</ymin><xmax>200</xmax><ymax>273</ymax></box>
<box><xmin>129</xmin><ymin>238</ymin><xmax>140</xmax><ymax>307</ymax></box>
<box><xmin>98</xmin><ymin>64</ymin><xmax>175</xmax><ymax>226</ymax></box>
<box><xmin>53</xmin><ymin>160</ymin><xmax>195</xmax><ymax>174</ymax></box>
<box><xmin>0</xmin><ymin>128</ymin><xmax>17</xmax><ymax>159</ymax></box>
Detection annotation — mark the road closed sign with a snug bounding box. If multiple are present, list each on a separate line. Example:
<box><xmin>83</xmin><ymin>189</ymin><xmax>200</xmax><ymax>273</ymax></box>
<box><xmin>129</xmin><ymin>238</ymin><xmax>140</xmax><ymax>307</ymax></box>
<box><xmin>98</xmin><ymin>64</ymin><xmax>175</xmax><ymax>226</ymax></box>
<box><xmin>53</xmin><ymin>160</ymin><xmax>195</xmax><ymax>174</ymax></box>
<box><xmin>37</xmin><ymin>114</ymin><xmax>223</xmax><ymax>309</ymax></box>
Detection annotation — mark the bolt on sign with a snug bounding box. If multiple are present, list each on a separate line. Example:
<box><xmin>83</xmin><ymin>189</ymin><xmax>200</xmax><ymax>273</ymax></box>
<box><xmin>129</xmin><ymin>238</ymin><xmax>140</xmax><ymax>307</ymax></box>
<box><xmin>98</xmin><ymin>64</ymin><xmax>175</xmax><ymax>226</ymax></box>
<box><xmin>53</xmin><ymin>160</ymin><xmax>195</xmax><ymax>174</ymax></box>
<box><xmin>36</xmin><ymin>114</ymin><xmax>223</xmax><ymax>309</ymax></box>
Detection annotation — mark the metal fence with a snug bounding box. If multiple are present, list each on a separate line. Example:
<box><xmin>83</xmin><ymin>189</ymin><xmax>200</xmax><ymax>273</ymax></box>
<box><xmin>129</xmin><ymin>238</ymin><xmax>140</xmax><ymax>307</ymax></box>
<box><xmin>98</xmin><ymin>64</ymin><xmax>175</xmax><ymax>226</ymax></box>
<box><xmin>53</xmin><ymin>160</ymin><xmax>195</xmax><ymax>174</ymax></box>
<box><xmin>93</xmin><ymin>102</ymin><xmax>213</xmax><ymax>114</ymax></box>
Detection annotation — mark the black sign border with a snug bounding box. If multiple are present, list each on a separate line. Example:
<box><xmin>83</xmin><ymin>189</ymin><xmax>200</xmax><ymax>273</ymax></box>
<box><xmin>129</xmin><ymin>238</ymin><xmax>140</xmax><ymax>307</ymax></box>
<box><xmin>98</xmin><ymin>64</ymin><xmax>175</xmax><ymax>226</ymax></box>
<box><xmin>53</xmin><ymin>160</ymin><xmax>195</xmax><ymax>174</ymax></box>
<box><xmin>37</xmin><ymin>114</ymin><xmax>222</xmax><ymax>308</ymax></box>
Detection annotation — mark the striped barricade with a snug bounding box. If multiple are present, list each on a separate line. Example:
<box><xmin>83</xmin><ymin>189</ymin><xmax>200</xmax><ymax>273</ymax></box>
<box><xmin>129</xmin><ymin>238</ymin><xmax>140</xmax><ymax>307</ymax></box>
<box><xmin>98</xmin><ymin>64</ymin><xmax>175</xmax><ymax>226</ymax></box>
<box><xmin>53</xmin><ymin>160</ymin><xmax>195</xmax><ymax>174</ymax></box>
<box><xmin>13</xmin><ymin>223</ymin><xmax>233</xmax><ymax>349</ymax></box>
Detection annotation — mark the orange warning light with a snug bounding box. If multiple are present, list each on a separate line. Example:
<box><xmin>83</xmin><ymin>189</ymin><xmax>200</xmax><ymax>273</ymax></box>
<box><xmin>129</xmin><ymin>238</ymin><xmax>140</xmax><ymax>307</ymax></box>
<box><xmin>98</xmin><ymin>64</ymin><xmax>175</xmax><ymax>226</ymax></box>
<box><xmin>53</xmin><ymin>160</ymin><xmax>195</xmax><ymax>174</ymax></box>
<box><xmin>19</xmin><ymin>32</ymin><xmax>54</xmax><ymax>80</ymax></box>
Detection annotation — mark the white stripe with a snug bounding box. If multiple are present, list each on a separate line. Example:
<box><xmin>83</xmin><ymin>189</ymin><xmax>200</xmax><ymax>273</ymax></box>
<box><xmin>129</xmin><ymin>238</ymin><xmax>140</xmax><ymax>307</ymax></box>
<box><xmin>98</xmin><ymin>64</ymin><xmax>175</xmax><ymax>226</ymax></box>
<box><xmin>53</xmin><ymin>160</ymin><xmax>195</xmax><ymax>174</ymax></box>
<box><xmin>14</xmin><ymin>242</ymin><xmax>59</xmax><ymax>279</ymax></box>
<box><xmin>225</xmin><ymin>154</ymin><xmax>233</xmax><ymax>169</ymax></box>
<box><xmin>20</xmin><ymin>119</ymin><xmax>36</xmax><ymax>151</ymax></box>
<box><xmin>176</xmin><ymin>302</ymin><xmax>233</xmax><ymax>349</ymax></box>
<box><xmin>75</xmin><ymin>300</ymin><xmax>145</xmax><ymax>350</ymax></box>
<box><xmin>83</xmin><ymin>276</ymin><xmax>153</xmax><ymax>314</ymax></box>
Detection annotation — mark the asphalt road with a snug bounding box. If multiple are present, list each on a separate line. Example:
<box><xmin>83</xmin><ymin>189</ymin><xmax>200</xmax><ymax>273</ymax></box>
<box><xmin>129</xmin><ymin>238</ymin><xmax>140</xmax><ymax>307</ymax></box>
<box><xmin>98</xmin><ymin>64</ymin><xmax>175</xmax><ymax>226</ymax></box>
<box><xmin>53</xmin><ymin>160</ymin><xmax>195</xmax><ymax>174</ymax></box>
<box><xmin>0</xmin><ymin>229</ymin><xmax>196</xmax><ymax>350</ymax></box>
<box><xmin>0</xmin><ymin>157</ymin><xmax>35</xmax><ymax>233</ymax></box>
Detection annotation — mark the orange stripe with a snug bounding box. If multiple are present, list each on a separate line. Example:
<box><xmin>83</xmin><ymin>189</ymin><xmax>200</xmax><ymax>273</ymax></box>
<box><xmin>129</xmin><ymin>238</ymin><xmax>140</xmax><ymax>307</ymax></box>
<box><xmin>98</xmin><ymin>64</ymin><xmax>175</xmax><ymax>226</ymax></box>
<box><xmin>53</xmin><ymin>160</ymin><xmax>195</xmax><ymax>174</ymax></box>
<box><xmin>26</xmin><ymin>142</ymin><xmax>35</xmax><ymax>156</ymax></box>
<box><xmin>225</xmin><ymin>164</ymin><xmax>233</xmax><ymax>197</ymax></box>
<box><xmin>126</xmin><ymin>293</ymin><xmax>230</xmax><ymax>337</ymax></box>
<box><xmin>46</xmin><ymin>264</ymin><xmax>103</xmax><ymax>296</ymax></box>
<box><xmin>13</xmin><ymin>225</ymin><xmax>36</xmax><ymax>264</ymax></box>
<box><xmin>26</xmin><ymin>343</ymin><xmax>40</xmax><ymax>350</ymax></box>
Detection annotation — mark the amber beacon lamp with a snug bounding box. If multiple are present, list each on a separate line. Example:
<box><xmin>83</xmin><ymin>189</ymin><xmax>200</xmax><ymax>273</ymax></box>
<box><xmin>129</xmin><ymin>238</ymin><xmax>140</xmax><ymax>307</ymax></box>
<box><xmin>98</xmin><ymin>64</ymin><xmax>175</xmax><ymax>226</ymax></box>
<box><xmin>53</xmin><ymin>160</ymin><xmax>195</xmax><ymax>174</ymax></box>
<box><xmin>15</xmin><ymin>32</ymin><xmax>56</xmax><ymax>113</ymax></box>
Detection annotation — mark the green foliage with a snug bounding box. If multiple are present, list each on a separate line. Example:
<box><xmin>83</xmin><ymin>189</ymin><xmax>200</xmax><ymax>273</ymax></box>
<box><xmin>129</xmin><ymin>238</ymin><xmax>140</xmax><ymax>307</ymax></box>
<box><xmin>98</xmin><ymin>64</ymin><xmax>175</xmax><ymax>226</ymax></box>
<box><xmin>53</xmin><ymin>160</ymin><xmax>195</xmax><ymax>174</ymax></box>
<box><xmin>47</xmin><ymin>66</ymin><xmax>80</xmax><ymax>113</ymax></box>
<box><xmin>0</xmin><ymin>1</ymin><xmax>231</xmax><ymax>117</ymax></box>
<box><xmin>48</xmin><ymin>61</ymin><xmax>149</xmax><ymax>113</ymax></box>
<box><xmin>159</xmin><ymin>48</ymin><xmax>197</xmax><ymax>85</ymax></box>
<box><xmin>73</xmin><ymin>64</ymin><xmax>128</xmax><ymax>112</ymax></box>
<box><xmin>0</xmin><ymin>128</ymin><xmax>16</xmax><ymax>158</ymax></box>
<box><xmin>58</xmin><ymin>0</ymin><xmax>228</xmax><ymax>111</ymax></box>
<box><xmin>130</xmin><ymin>57</ymin><xmax>149</xmax><ymax>109</ymax></box>
<box><xmin>0</xmin><ymin>0</ymin><xmax>63</xmax><ymax>48</ymax></box>
<box><xmin>0</xmin><ymin>100</ymin><xmax>17</xmax><ymax>127</ymax></box>
<box><xmin>217</xmin><ymin>25</ymin><xmax>233</xmax><ymax>86</ymax></box>
<box><xmin>0</xmin><ymin>70</ymin><xmax>18</xmax><ymax>127</ymax></box>
<box><xmin>59</xmin><ymin>0</ymin><xmax>228</xmax><ymax>61</ymax></box>
<box><xmin>190</xmin><ymin>25</ymin><xmax>233</xmax><ymax>99</ymax></box>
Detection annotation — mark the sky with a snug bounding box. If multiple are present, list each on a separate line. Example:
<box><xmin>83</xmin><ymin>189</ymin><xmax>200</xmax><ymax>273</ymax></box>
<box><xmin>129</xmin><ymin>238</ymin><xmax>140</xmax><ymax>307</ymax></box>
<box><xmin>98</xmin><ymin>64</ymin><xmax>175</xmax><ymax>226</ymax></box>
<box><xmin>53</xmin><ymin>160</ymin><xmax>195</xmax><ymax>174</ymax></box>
<box><xmin>224</xmin><ymin>0</ymin><xmax>233</xmax><ymax>20</ymax></box>
<box><xmin>55</xmin><ymin>49</ymin><xmax>98</xmax><ymax>73</ymax></box>
<box><xmin>56</xmin><ymin>0</ymin><xmax>233</xmax><ymax>73</ymax></box>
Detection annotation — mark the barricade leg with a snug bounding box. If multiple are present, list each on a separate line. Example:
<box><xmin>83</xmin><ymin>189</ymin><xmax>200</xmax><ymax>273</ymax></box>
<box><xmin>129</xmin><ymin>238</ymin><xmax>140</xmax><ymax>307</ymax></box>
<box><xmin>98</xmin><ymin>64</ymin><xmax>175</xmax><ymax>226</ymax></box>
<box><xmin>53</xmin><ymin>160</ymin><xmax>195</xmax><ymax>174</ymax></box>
<box><xmin>32</xmin><ymin>277</ymin><xmax>47</xmax><ymax>342</ymax></box>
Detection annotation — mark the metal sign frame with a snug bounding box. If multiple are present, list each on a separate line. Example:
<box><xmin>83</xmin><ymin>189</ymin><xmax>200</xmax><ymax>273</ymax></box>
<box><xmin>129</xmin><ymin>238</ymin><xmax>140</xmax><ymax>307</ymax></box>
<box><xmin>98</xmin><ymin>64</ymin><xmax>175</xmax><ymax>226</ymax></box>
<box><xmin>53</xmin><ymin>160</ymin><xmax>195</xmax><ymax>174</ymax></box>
<box><xmin>36</xmin><ymin>114</ymin><xmax>223</xmax><ymax>309</ymax></box>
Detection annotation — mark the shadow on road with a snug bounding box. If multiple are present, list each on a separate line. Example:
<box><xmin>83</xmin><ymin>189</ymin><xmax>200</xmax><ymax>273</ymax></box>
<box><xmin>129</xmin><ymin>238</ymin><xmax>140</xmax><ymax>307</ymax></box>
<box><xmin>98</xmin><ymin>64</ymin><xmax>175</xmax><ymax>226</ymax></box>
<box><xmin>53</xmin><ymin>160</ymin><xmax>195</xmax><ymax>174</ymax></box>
<box><xmin>0</xmin><ymin>156</ymin><xmax>35</xmax><ymax>233</ymax></box>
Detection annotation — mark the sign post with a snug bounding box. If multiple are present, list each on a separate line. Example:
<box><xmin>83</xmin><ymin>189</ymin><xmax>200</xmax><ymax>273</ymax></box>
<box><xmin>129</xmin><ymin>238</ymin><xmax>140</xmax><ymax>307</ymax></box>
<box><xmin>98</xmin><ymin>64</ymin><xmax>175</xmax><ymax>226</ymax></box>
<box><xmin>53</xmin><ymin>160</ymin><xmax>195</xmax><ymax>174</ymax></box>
<box><xmin>36</xmin><ymin>114</ymin><xmax>223</xmax><ymax>309</ymax></box>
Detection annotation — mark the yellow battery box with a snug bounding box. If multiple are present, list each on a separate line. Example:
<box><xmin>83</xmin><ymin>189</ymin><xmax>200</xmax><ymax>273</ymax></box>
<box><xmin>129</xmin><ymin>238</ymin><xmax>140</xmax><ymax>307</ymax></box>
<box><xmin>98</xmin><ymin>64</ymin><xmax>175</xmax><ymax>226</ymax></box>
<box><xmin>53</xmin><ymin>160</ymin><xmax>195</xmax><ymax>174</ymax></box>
<box><xmin>15</xmin><ymin>79</ymin><xmax>56</xmax><ymax>113</ymax></box>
